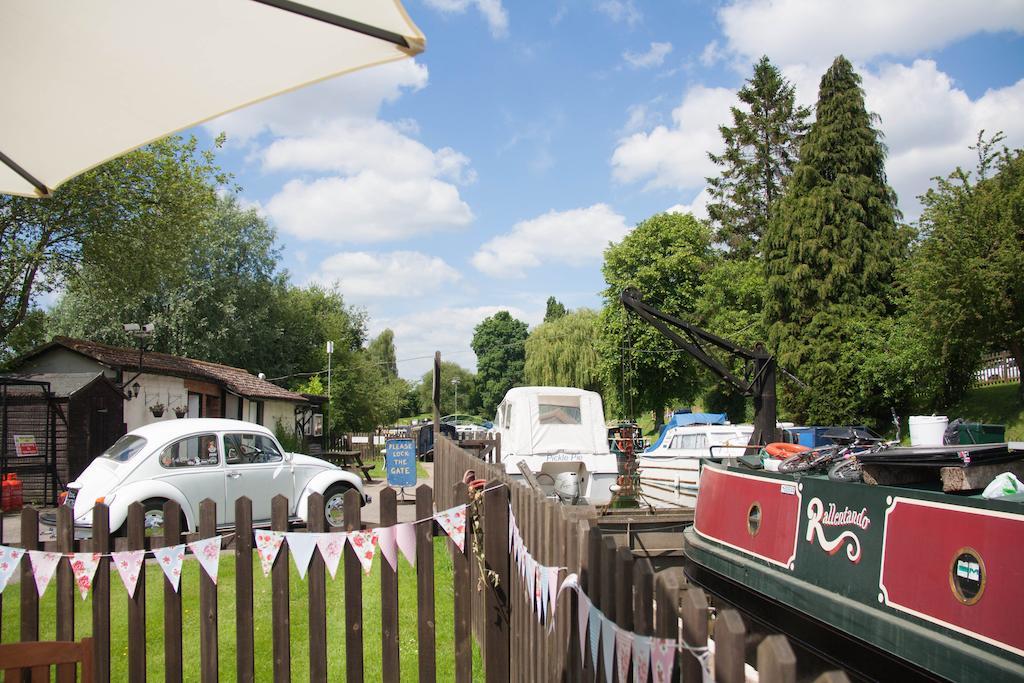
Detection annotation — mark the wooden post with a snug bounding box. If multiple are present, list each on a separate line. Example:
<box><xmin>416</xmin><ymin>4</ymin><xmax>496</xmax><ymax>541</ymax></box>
<box><xmin>633</xmin><ymin>558</ymin><xmax>655</xmax><ymax>638</ymax></box>
<box><xmin>655</xmin><ymin>568</ymin><xmax>685</xmax><ymax>682</ymax></box>
<box><xmin>714</xmin><ymin>609</ymin><xmax>747</xmax><ymax>683</ymax></box>
<box><xmin>198</xmin><ymin>500</ymin><xmax>218</xmax><ymax>683</ymax></box>
<box><xmin>234</xmin><ymin>497</ymin><xmax>254</xmax><ymax>683</ymax></box>
<box><xmin>452</xmin><ymin>483</ymin><xmax>472</xmax><ymax>683</ymax></box>
<box><xmin>91</xmin><ymin>503</ymin><xmax>111</xmax><ymax>683</ymax></box>
<box><xmin>584</xmin><ymin>525</ymin><xmax>602</xmax><ymax>683</ymax></box>
<box><xmin>483</xmin><ymin>483</ymin><xmax>510</xmax><ymax>683</ymax></box>
<box><xmin>344</xmin><ymin>489</ymin><xmax>364</xmax><ymax>683</ymax></box>
<box><xmin>680</xmin><ymin>587</ymin><xmax>709</xmax><ymax>682</ymax></box>
<box><xmin>55</xmin><ymin>506</ymin><xmax>74</xmax><ymax>682</ymax></box>
<box><xmin>416</xmin><ymin>484</ymin><xmax>437</xmax><ymax>683</ymax></box>
<box><xmin>433</xmin><ymin>352</ymin><xmax>441</xmax><ymax>444</ymax></box>
<box><xmin>757</xmin><ymin>635</ymin><xmax>796</xmax><ymax>683</ymax></box>
<box><xmin>306</xmin><ymin>493</ymin><xmax>328</xmax><ymax>683</ymax></box>
<box><xmin>20</xmin><ymin>507</ymin><xmax>39</xmax><ymax>644</ymax></box>
<box><xmin>162</xmin><ymin>500</ymin><xmax>182</xmax><ymax>683</ymax></box>
<box><xmin>380</xmin><ymin>488</ymin><xmax>400</xmax><ymax>683</ymax></box>
<box><xmin>126</xmin><ymin>503</ymin><xmax>146</xmax><ymax>683</ymax></box>
<box><xmin>271</xmin><ymin>495</ymin><xmax>290</xmax><ymax>682</ymax></box>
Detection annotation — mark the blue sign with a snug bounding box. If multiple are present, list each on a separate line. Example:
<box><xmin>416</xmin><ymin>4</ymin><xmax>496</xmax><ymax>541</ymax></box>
<box><xmin>385</xmin><ymin>438</ymin><xmax>417</xmax><ymax>487</ymax></box>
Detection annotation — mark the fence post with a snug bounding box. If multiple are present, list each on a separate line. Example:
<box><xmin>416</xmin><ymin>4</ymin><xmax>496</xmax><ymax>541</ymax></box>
<box><xmin>714</xmin><ymin>609</ymin><xmax>746</xmax><ymax>683</ymax></box>
<box><xmin>344</xmin><ymin>488</ymin><xmax>364</xmax><ymax>683</ymax></box>
<box><xmin>416</xmin><ymin>484</ymin><xmax>437</xmax><ymax>683</ymax></box>
<box><xmin>126</xmin><ymin>503</ymin><xmax>147</xmax><ymax>683</ymax></box>
<box><xmin>380</xmin><ymin>488</ymin><xmax>400</xmax><ymax>683</ymax></box>
<box><xmin>757</xmin><ymin>635</ymin><xmax>797</xmax><ymax>683</ymax></box>
<box><xmin>234</xmin><ymin>497</ymin><xmax>254</xmax><ymax>683</ymax></box>
<box><xmin>680</xmin><ymin>587</ymin><xmax>709</xmax><ymax>682</ymax></box>
<box><xmin>56</xmin><ymin>505</ymin><xmax>74</xmax><ymax>681</ymax></box>
<box><xmin>452</xmin><ymin>483</ymin><xmax>472</xmax><ymax>683</ymax></box>
<box><xmin>483</xmin><ymin>483</ymin><xmax>510</xmax><ymax>683</ymax></box>
<box><xmin>655</xmin><ymin>568</ymin><xmax>685</xmax><ymax>681</ymax></box>
<box><xmin>19</xmin><ymin>507</ymin><xmax>39</xmax><ymax>644</ymax></box>
<box><xmin>307</xmin><ymin>492</ymin><xmax>328</xmax><ymax>683</ymax></box>
<box><xmin>92</xmin><ymin>503</ymin><xmax>111</xmax><ymax>683</ymax></box>
<box><xmin>162</xmin><ymin>500</ymin><xmax>182</xmax><ymax>683</ymax></box>
<box><xmin>197</xmin><ymin>500</ymin><xmax>218</xmax><ymax>683</ymax></box>
<box><xmin>584</xmin><ymin>525</ymin><xmax>602</xmax><ymax>683</ymax></box>
<box><xmin>271</xmin><ymin>495</ymin><xmax>291</xmax><ymax>682</ymax></box>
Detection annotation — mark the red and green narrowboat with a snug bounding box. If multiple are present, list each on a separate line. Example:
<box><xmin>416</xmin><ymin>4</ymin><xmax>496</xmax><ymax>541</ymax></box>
<box><xmin>684</xmin><ymin>458</ymin><xmax>1024</xmax><ymax>681</ymax></box>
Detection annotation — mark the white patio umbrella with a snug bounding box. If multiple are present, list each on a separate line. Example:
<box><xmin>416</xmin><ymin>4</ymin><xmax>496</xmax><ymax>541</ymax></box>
<box><xmin>0</xmin><ymin>0</ymin><xmax>425</xmax><ymax>197</ymax></box>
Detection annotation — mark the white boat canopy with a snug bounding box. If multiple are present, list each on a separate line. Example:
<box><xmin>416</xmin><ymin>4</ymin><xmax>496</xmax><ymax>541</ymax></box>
<box><xmin>496</xmin><ymin>387</ymin><xmax>610</xmax><ymax>457</ymax></box>
<box><xmin>0</xmin><ymin>0</ymin><xmax>425</xmax><ymax>197</ymax></box>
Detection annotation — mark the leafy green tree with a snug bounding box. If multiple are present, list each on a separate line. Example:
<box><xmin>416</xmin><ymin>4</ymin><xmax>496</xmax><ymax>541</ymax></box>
<box><xmin>543</xmin><ymin>296</ymin><xmax>568</xmax><ymax>323</ymax></box>
<box><xmin>0</xmin><ymin>308</ymin><xmax>48</xmax><ymax>365</ymax></box>
<box><xmin>471</xmin><ymin>311</ymin><xmax>528</xmax><ymax>415</ymax></box>
<box><xmin>907</xmin><ymin>133</ymin><xmax>1024</xmax><ymax>402</ymax></box>
<box><xmin>599</xmin><ymin>212</ymin><xmax>716</xmax><ymax>428</ymax></box>
<box><xmin>763</xmin><ymin>55</ymin><xmax>905</xmax><ymax>423</ymax></box>
<box><xmin>417</xmin><ymin>361</ymin><xmax>479</xmax><ymax>416</ymax></box>
<box><xmin>707</xmin><ymin>56</ymin><xmax>810</xmax><ymax>259</ymax></box>
<box><xmin>368</xmin><ymin>329</ymin><xmax>399</xmax><ymax>378</ymax></box>
<box><xmin>525</xmin><ymin>308</ymin><xmax>604</xmax><ymax>394</ymax></box>
<box><xmin>1</xmin><ymin>135</ymin><xmax>226</xmax><ymax>344</ymax></box>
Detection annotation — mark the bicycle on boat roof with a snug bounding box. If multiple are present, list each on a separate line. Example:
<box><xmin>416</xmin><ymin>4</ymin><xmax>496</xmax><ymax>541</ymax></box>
<box><xmin>766</xmin><ymin>413</ymin><xmax>902</xmax><ymax>482</ymax></box>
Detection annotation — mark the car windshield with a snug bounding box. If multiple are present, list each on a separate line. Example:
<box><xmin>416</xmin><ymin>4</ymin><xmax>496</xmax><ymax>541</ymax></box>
<box><xmin>99</xmin><ymin>434</ymin><xmax>147</xmax><ymax>463</ymax></box>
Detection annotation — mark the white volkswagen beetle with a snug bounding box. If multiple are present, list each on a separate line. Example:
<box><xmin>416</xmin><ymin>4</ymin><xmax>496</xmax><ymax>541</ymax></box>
<box><xmin>64</xmin><ymin>418</ymin><xmax>368</xmax><ymax>534</ymax></box>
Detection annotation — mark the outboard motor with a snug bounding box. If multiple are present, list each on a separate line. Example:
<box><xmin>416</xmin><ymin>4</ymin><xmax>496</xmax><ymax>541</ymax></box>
<box><xmin>554</xmin><ymin>472</ymin><xmax>580</xmax><ymax>505</ymax></box>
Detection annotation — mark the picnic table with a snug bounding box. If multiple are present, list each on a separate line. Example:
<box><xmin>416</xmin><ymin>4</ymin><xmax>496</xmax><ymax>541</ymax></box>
<box><xmin>322</xmin><ymin>450</ymin><xmax>374</xmax><ymax>482</ymax></box>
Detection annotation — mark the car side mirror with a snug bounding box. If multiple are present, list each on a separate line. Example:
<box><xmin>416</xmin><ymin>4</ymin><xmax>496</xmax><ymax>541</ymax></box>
<box><xmin>284</xmin><ymin>451</ymin><xmax>293</xmax><ymax>463</ymax></box>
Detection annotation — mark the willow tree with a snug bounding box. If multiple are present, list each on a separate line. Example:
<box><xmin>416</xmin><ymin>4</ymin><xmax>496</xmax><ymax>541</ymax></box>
<box><xmin>763</xmin><ymin>55</ymin><xmax>904</xmax><ymax>423</ymax></box>
<box><xmin>525</xmin><ymin>308</ymin><xmax>604</xmax><ymax>395</ymax></box>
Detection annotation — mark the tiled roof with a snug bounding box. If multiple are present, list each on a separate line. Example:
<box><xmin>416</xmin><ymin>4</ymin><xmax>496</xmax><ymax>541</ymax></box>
<box><xmin>40</xmin><ymin>337</ymin><xmax>306</xmax><ymax>403</ymax></box>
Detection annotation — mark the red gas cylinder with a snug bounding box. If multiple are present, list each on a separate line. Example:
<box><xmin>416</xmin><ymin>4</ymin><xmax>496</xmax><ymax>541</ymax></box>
<box><xmin>1</xmin><ymin>474</ymin><xmax>23</xmax><ymax>512</ymax></box>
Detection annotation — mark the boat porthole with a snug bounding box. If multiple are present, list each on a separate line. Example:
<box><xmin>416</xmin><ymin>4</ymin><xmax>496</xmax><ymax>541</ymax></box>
<box><xmin>747</xmin><ymin>502</ymin><xmax>762</xmax><ymax>536</ymax></box>
<box><xmin>949</xmin><ymin>547</ymin><xmax>986</xmax><ymax>605</ymax></box>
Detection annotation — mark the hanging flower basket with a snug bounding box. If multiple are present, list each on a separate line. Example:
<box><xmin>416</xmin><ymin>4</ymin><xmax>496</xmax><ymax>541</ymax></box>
<box><xmin>150</xmin><ymin>404</ymin><xmax>165</xmax><ymax>418</ymax></box>
<box><xmin>173</xmin><ymin>406</ymin><xmax>187</xmax><ymax>418</ymax></box>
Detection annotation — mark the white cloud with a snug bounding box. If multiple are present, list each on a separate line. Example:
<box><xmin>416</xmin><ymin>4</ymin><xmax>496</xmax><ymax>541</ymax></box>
<box><xmin>624</xmin><ymin>42</ymin><xmax>673</xmax><ymax>69</ymax></box>
<box><xmin>699</xmin><ymin>40</ymin><xmax>723</xmax><ymax>67</ymax></box>
<box><xmin>265</xmin><ymin>172</ymin><xmax>473</xmax><ymax>243</ymax></box>
<box><xmin>203</xmin><ymin>60</ymin><xmax>429</xmax><ymax>142</ymax></box>
<box><xmin>597</xmin><ymin>0</ymin><xmax>641</xmax><ymax>26</ymax></box>
<box><xmin>667</xmin><ymin>188</ymin><xmax>711</xmax><ymax>221</ymax></box>
<box><xmin>424</xmin><ymin>0</ymin><xmax>509</xmax><ymax>38</ymax></box>
<box><xmin>372</xmin><ymin>304</ymin><xmax>535</xmax><ymax>379</ymax></box>
<box><xmin>472</xmin><ymin>204</ymin><xmax>629</xmax><ymax>278</ymax></box>
<box><xmin>717</xmin><ymin>0</ymin><xmax>1024</xmax><ymax>67</ymax></box>
<box><xmin>611</xmin><ymin>85</ymin><xmax>735</xmax><ymax>190</ymax></box>
<box><xmin>309</xmin><ymin>251</ymin><xmax>461</xmax><ymax>300</ymax></box>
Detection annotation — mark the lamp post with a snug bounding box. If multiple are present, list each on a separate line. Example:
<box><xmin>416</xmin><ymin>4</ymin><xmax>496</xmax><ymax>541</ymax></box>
<box><xmin>120</xmin><ymin>322</ymin><xmax>154</xmax><ymax>400</ymax></box>
<box><xmin>452</xmin><ymin>377</ymin><xmax>460</xmax><ymax>416</ymax></box>
<box><xmin>326</xmin><ymin>340</ymin><xmax>334</xmax><ymax>448</ymax></box>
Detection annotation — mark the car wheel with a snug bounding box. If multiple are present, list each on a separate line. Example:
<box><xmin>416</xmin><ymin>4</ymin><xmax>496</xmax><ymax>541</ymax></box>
<box><xmin>323</xmin><ymin>484</ymin><xmax>354</xmax><ymax>528</ymax></box>
<box><xmin>142</xmin><ymin>498</ymin><xmax>187</xmax><ymax>538</ymax></box>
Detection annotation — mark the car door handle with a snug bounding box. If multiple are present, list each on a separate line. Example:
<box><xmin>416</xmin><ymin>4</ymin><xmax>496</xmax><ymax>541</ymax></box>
<box><xmin>226</xmin><ymin>471</ymin><xmax>241</xmax><ymax>479</ymax></box>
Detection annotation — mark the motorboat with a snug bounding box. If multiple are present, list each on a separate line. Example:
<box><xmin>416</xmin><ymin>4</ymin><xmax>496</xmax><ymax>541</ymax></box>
<box><xmin>492</xmin><ymin>387</ymin><xmax>618</xmax><ymax>504</ymax></box>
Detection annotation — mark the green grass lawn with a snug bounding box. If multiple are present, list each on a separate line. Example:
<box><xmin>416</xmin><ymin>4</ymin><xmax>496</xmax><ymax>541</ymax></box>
<box><xmin>1</xmin><ymin>537</ymin><xmax>482</xmax><ymax>681</ymax></box>
<box><xmin>945</xmin><ymin>383</ymin><xmax>1024</xmax><ymax>441</ymax></box>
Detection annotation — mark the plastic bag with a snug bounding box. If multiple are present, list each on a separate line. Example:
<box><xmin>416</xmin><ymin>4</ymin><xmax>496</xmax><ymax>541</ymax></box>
<box><xmin>982</xmin><ymin>472</ymin><xmax>1023</xmax><ymax>499</ymax></box>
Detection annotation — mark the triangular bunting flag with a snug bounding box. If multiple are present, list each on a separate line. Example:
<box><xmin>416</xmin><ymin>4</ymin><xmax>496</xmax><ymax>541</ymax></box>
<box><xmin>348</xmin><ymin>530</ymin><xmax>379</xmax><ymax>574</ymax></box>
<box><xmin>651</xmin><ymin>636</ymin><xmax>676</xmax><ymax>683</ymax></box>
<box><xmin>633</xmin><ymin>635</ymin><xmax>652</xmax><ymax>683</ymax></box>
<box><xmin>111</xmin><ymin>550</ymin><xmax>145</xmax><ymax>597</ymax></box>
<box><xmin>188</xmin><ymin>537</ymin><xmax>223</xmax><ymax>584</ymax></box>
<box><xmin>0</xmin><ymin>545</ymin><xmax>25</xmax><ymax>594</ymax></box>
<box><xmin>601</xmin><ymin>617</ymin><xmax>616</xmax><ymax>683</ymax></box>
<box><xmin>539</xmin><ymin>567</ymin><xmax>549</xmax><ymax>623</ymax></box>
<box><xmin>616</xmin><ymin>628</ymin><xmax>633</xmax><ymax>683</ymax></box>
<box><xmin>153</xmin><ymin>544</ymin><xmax>186</xmax><ymax>592</ymax></box>
<box><xmin>434</xmin><ymin>504</ymin><xmax>467</xmax><ymax>553</ymax></box>
<box><xmin>508</xmin><ymin>507</ymin><xmax>515</xmax><ymax>552</ymax></box>
<box><xmin>396</xmin><ymin>523</ymin><xmax>417</xmax><ymax>567</ymax></box>
<box><xmin>547</xmin><ymin>566</ymin><xmax>559</xmax><ymax>621</ymax></box>
<box><xmin>316</xmin><ymin>532</ymin><xmax>346</xmax><ymax>578</ymax></box>
<box><xmin>528</xmin><ymin>560</ymin><xmax>537</xmax><ymax>614</ymax></box>
<box><xmin>577</xmin><ymin>592</ymin><xmax>591</xmax><ymax>661</ymax></box>
<box><xmin>376</xmin><ymin>525</ymin><xmax>398</xmax><ymax>571</ymax></box>
<box><xmin>285</xmin><ymin>533</ymin><xmax>318</xmax><ymax>579</ymax></box>
<box><xmin>69</xmin><ymin>553</ymin><xmax>101</xmax><ymax>600</ymax></box>
<box><xmin>588</xmin><ymin>605</ymin><xmax>602</xmax><ymax>670</ymax></box>
<box><xmin>254</xmin><ymin>530</ymin><xmax>285</xmax><ymax>576</ymax></box>
<box><xmin>28</xmin><ymin>551</ymin><xmax>61</xmax><ymax>597</ymax></box>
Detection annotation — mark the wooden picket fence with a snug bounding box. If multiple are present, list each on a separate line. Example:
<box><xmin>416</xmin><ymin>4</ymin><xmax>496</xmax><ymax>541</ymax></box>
<box><xmin>974</xmin><ymin>351</ymin><xmax>1021</xmax><ymax>387</ymax></box>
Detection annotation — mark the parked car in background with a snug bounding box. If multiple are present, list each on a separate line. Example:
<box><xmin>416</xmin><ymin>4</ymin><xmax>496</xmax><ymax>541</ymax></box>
<box><xmin>63</xmin><ymin>418</ymin><xmax>368</xmax><ymax>535</ymax></box>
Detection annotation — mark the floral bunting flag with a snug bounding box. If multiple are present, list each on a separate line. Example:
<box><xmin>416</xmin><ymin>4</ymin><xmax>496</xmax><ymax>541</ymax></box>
<box><xmin>633</xmin><ymin>635</ymin><xmax>652</xmax><ymax>683</ymax></box>
<box><xmin>587</xmin><ymin>604</ymin><xmax>602</xmax><ymax>670</ymax></box>
<box><xmin>538</xmin><ymin>567</ymin><xmax>549</xmax><ymax>623</ymax></box>
<box><xmin>601</xmin><ymin>617</ymin><xmax>616</xmax><ymax>683</ymax></box>
<box><xmin>316</xmin><ymin>533</ymin><xmax>346</xmax><ymax>578</ymax></box>
<box><xmin>284</xmin><ymin>533</ymin><xmax>318</xmax><ymax>579</ymax></box>
<box><xmin>577</xmin><ymin>591</ymin><xmax>591</xmax><ymax>660</ymax></box>
<box><xmin>28</xmin><ymin>550</ymin><xmax>61</xmax><ymax>597</ymax></box>
<box><xmin>615</xmin><ymin>628</ymin><xmax>633</xmax><ymax>683</ymax></box>
<box><xmin>376</xmin><ymin>525</ymin><xmax>398</xmax><ymax>571</ymax></box>
<box><xmin>546</xmin><ymin>566</ymin><xmax>559</xmax><ymax>621</ymax></box>
<box><xmin>111</xmin><ymin>550</ymin><xmax>145</xmax><ymax>596</ymax></box>
<box><xmin>433</xmin><ymin>504</ymin><xmax>467</xmax><ymax>553</ymax></box>
<box><xmin>348</xmin><ymin>530</ymin><xmax>379</xmax><ymax>574</ymax></box>
<box><xmin>254</xmin><ymin>530</ymin><xmax>285</xmax><ymax>576</ymax></box>
<box><xmin>153</xmin><ymin>544</ymin><xmax>186</xmax><ymax>592</ymax></box>
<box><xmin>396</xmin><ymin>523</ymin><xmax>417</xmax><ymax>567</ymax></box>
<box><xmin>0</xmin><ymin>545</ymin><xmax>25</xmax><ymax>594</ymax></box>
<box><xmin>69</xmin><ymin>553</ymin><xmax>101</xmax><ymax>600</ymax></box>
<box><xmin>650</xmin><ymin>636</ymin><xmax>676</xmax><ymax>683</ymax></box>
<box><xmin>188</xmin><ymin>537</ymin><xmax>223</xmax><ymax>584</ymax></box>
<box><xmin>527</xmin><ymin>560</ymin><xmax>537</xmax><ymax>613</ymax></box>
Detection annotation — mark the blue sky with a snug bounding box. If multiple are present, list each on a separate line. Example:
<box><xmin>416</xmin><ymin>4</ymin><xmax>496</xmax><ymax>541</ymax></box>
<box><xmin>192</xmin><ymin>0</ymin><xmax>1024</xmax><ymax>380</ymax></box>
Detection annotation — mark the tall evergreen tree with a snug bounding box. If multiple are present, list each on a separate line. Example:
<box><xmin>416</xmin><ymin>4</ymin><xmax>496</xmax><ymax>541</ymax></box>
<box><xmin>471</xmin><ymin>311</ymin><xmax>529</xmax><ymax>415</ymax></box>
<box><xmin>763</xmin><ymin>55</ymin><xmax>904</xmax><ymax>423</ymax></box>
<box><xmin>707</xmin><ymin>56</ymin><xmax>810</xmax><ymax>258</ymax></box>
<box><xmin>543</xmin><ymin>296</ymin><xmax>568</xmax><ymax>323</ymax></box>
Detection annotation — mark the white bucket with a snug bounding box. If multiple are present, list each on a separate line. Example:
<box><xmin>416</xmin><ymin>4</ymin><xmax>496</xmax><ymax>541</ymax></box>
<box><xmin>909</xmin><ymin>415</ymin><xmax>948</xmax><ymax>446</ymax></box>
